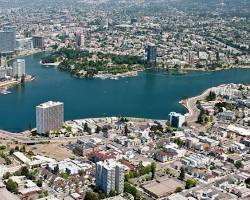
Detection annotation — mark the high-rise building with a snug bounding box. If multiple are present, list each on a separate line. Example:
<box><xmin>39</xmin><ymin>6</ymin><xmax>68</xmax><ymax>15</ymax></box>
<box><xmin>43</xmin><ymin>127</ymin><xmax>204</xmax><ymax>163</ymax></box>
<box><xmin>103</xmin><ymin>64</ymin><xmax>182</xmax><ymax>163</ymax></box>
<box><xmin>147</xmin><ymin>44</ymin><xmax>157</xmax><ymax>65</ymax></box>
<box><xmin>75</xmin><ymin>32</ymin><xmax>85</xmax><ymax>48</ymax></box>
<box><xmin>96</xmin><ymin>160</ymin><xmax>124</xmax><ymax>194</ymax></box>
<box><xmin>32</xmin><ymin>36</ymin><xmax>45</xmax><ymax>49</ymax></box>
<box><xmin>0</xmin><ymin>26</ymin><xmax>16</xmax><ymax>53</ymax></box>
<box><xmin>13</xmin><ymin>59</ymin><xmax>25</xmax><ymax>78</ymax></box>
<box><xmin>36</xmin><ymin>101</ymin><xmax>64</xmax><ymax>134</ymax></box>
<box><xmin>0</xmin><ymin>66</ymin><xmax>7</xmax><ymax>79</ymax></box>
<box><xmin>169</xmin><ymin>112</ymin><xmax>186</xmax><ymax>128</ymax></box>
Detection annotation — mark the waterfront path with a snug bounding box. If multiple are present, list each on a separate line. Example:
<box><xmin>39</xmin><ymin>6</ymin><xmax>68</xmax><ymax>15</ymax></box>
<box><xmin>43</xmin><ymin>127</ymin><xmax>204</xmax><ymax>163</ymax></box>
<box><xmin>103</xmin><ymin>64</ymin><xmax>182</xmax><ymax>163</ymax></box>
<box><xmin>180</xmin><ymin>88</ymin><xmax>213</xmax><ymax>129</ymax></box>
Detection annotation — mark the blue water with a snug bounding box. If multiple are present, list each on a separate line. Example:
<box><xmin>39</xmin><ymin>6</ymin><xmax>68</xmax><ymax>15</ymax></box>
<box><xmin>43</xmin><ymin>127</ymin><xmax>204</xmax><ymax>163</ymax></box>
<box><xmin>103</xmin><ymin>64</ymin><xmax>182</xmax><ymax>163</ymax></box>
<box><xmin>0</xmin><ymin>52</ymin><xmax>250</xmax><ymax>132</ymax></box>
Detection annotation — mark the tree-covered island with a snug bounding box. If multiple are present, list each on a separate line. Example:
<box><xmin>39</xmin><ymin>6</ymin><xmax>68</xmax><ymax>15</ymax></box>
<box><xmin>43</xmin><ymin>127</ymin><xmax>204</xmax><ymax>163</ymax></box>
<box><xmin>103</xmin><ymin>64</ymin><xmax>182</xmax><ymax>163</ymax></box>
<box><xmin>41</xmin><ymin>48</ymin><xmax>145</xmax><ymax>79</ymax></box>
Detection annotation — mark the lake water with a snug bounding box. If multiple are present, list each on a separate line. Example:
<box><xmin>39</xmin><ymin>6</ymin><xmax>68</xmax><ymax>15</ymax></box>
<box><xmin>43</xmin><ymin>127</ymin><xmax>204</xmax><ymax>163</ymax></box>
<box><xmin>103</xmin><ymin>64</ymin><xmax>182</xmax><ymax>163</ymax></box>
<box><xmin>0</xmin><ymin>52</ymin><xmax>250</xmax><ymax>132</ymax></box>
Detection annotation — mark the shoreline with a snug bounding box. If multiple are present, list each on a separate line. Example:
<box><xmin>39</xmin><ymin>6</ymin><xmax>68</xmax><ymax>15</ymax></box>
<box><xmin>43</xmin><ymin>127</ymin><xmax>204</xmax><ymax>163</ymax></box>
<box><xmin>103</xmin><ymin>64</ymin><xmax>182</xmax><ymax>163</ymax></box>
<box><xmin>0</xmin><ymin>75</ymin><xmax>35</xmax><ymax>93</ymax></box>
<box><xmin>179</xmin><ymin>88</ymin><xmax>213</xmax><ymax>124</ymax></box>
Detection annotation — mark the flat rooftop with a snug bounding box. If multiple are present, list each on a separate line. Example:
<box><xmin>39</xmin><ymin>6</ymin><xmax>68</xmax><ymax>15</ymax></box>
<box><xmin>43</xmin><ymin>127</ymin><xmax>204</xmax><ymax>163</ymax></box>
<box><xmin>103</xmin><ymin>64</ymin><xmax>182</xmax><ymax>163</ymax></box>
<box><xmin>37</xmin><ymin>101</ymin><xmax>63</xmax><ymax>108</ymax></box>
<box><xmin>142</xmin><ymin>178</ymin><xmax>184</xmax><ymax>198</ymax></box>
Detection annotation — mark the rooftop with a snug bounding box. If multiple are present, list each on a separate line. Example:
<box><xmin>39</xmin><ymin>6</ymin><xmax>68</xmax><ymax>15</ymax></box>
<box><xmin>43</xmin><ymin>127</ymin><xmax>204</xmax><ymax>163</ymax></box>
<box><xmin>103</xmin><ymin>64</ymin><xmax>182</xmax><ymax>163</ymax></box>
<box><xmin>37</xmin><ymin>101</ymin><xmax>63</xmax><ymax>109</ymax></box>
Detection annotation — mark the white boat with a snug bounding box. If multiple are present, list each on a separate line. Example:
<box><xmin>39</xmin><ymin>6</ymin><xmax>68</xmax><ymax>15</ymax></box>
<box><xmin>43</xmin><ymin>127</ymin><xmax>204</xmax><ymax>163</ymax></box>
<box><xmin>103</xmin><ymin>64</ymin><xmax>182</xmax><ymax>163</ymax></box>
<box><xmin>0</xmin><ymin>89</ymin><xmax>11</xmax><ymax>95</ymax></box>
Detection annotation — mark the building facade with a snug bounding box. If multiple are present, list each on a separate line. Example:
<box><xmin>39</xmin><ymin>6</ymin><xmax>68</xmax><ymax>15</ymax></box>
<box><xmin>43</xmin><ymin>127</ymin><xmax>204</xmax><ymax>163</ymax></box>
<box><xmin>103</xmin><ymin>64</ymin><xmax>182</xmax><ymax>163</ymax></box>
<box><xmin>75</xmin><ymin>32</ymin><xmax>85</xmax><ymax>48</ymax></box>
<box><xmin>0</xmin><ymin>26</ymin><xmax>16</xmax><ymax>53</ymax></box>
<box><xmin>36</xmin><ymin>101</ymin><xmax>64</xmax><ymax>134</ymax></box>
<box><xmin>169</xmin><ymin>112</ymin><xmax>186</xmax><ymax>128</ymax></box>
<box><xmin>32</xmin><ymin>36</ymin><xmax>45</xmax><ymax>49</ymax></box>
<box><xmin>13</xmin><ymin>59</ymin><xmax>26</xmax><ymax>78</ymax></box>
<box><xmin>147</xmin><ymin>44</ymin><xmax>157</xmax><ymax>65</ymax></box>
<box><xmin>96</xmin><ymin>160</ymin><xmax>124</xmax><ymax>194</ymax></box>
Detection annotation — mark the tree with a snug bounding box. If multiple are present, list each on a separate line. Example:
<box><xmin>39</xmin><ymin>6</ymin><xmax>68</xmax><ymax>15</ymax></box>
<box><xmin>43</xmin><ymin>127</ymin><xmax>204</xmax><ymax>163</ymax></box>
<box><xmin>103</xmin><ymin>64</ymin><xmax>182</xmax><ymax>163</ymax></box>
<box><xmin>185</xmin><ymin>179</ymin><xmax>197</xmax><ymax>189</ymax></box>
<box><xmin>151</xmin><ymin>162</ymin><xmax>156</xmax><ymax>180</ymax></box>
<box><xmin>21</xmin><ymin>145</ymin><xmax>26</xmax><ymax>152</ymax></box>
<box><xmin>124</xmin><ymin>124</ymin><xmax>130</xmax><ymax>135</ymax></box>
<box><xmin>84</xmin><ymin>192</ymin><xmax>99</xmax><ymax>200</ymax></box>
<box><xmin>206</xmin><ymin>91</ymin><xmax>216</xmax><ymax>101</ymax></box>
<box><xmin>175</xmin><ymin>187</ymin><xmax>183</xmax><ymax>193</ymax></box>
<box><xmin>174</xmin><ymin>138</ymin><xmax>184</xmax><ymax>147</ymax></box>
<box><xmin>78</xmin><ymin>169</ymin><xmax>85</xmax><ymax>176</ymax></box>
<box><xmin>235</xmin><ymin>160</ymin><xmax>243</xmax><ymax>169</ymax></box>
<box><xmin>3</xmin><ymin>172</ymin><xmax>11</xmax><ymax>180</ymax></box>
<box><xmin>95</xmin><ymin>126</ymin><xmax>101</xmax><ymax>133</ymax></box>
<box><xmin>84</xmin><ymin>123</ymin><xmax>89</xmax><ymax>132</ymax></box>
<box><xmin>179</xmin><ymin>167</ymin><xmax>185</xmax><ymax>181</ymax></box>
<box><xmin>21</xmin><ymin>74</ymin><xmax>26</xmax><ymax>83</ymax></box>
<box><xmin>245</xmin><ymin>177</ymin><xmax>250</xmax><ymax>188</ymax></box>
<box><xmin>53</xmin><ymin>164</ymin><xmax>60</xmax><ymax>175</ymax></box>
<box><xmin>14</xmin><ymin>146</ymin><xmax>19</xmax><ymax>151</ymax></box>
<box><xmin>20</xmin><ymin>166</ymin><xmax>29</xmax><ymax>177</ymax></box>
<box><xmin>5</xmin><ymin>179</ymin><xmax>18</xmax><ymax>193</ymax></box>
<box><xmin>109</xmin><ymin>190</ymin><xmax>117</xmax><ymax>197</ymax></box>
<box><xmin>124</xmin><ymin>182</ymin><xmax>140</xmax><ymax>200</ymax></box>
<box><xmin>37</xmin><ymin>178</ymin><xmax>43</xmax><ymax>187</ymax></box>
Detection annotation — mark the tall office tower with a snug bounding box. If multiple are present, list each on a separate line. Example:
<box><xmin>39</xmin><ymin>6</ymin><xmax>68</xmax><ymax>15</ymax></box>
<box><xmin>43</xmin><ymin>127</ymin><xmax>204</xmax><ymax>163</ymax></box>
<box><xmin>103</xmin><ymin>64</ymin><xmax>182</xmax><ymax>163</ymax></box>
<box><xmin>169</xmin><ymin>112</ymin><xmax>186</xmax><ymax>128</ymax></box>
<box><xmin>96</xmin><ymin>160</ymin><xmax>124</xmax><ymax>194</ymax></box>
<box><xmin>36</xmin><ymin>101</ymin><xmax>64</xmax><ymax>134</ymax></box>
<box><xmin>147</xmin><ymin>44</ymin><xmax>157</xmax><ymax>65</ymax></box>
<box><xmin>75</xmin><ymin>32</ymin><xmax>85</xmax><ymax>48</ymax></box>
<box><xmin>32</xmin><ymin>36</ymin><xmax>45</xmax><ymax>49</ymax></box>
<box><xmin>0</xmin><ymin>66</ymin><xmax>7</xmax><ymax>79</ymax></box>
<box><xmin>13</xmin><ymin>59</ymin><xmax>25</xmax><ymax>78</ymax></box>
<box><xmin>0</xmin><ymin>26</ymin><xmax>16</xmax><ymax>53</ymax></box>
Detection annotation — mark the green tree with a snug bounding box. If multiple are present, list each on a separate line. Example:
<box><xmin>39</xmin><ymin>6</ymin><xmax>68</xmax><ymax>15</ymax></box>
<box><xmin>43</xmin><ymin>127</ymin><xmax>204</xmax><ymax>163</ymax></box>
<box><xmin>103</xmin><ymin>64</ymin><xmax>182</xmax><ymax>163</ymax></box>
<box><xmin>151</xmin><ymin>162</ymin><xmax>156</xmax><ymax>180</ymax></box>
<box><xmin>20</xmin><ymin>166</ymin><xmax>29</xmax><ymax>177</ymax></box>
<box><xmin>109</xmin><ymin>190</ymin><xmax>117</xmax><ymax>197</ymax></box>
<box><xmin>84</xmin><ymin>191</ymin><xmax>99</xmax><ymax>200</ymax></box>
<box><xmin>175</xmin><ymin>186</ymin><xmax>183</xmax><ymax>193</ymax></box>
<box><xmin>95</xmin><ymin>126</ymin><xmax>101</xmax><ymax>133</ymax></box>
<box><xmin>5</xmin><ymin>179</ymin><xmax>18</xmax><ymax>193</ymax></box>
<box><xmin>78</xmin><ymin>169</ymin><xmax>85</xmax><ymax>176</ymax></box>
<box><xmin>3</xmin><ymin>172</ymin><xmax>11</xmax><ymax>180</ymax></box>
<box><xmin>0</xmin><ymin>145</ymin><xmax>6</xmax><ymax>150</ymax></box>
<box><xmin>185</xmin><ymin>179</ymin><xmax>197</xmax><ymax>189</ymax></box>
<box><xmin>179</xmin><ymin>167</ymin><xmax>185</xmax><ymax>181</ymax></box>
<box><xmin>53</xmin><ymin>164</ymin><xmax>60</xmax><ymax>175</ymax></box>
<box><xmin>235</xmin><ymin>160</ymin><xmax>243</xmax><ymax>169</ymax></box>
<box><xmin>124</xmin><ymin>182</ymin><xmax>140</xmax><ymax>200</ymax></box>
<box><xmin>206</xmin><ymin>91</ymin><xmax>216</xmax><ymax>101</ymax></box>
<box><xmin>37</xmin><ymin>178</ymin><xmax>43</xmax><ymax>187</ymax></box>
<box><xmin>174</xmin><ymin>138</ymin><xmax>184</xmax><ymax>147</ymax></box>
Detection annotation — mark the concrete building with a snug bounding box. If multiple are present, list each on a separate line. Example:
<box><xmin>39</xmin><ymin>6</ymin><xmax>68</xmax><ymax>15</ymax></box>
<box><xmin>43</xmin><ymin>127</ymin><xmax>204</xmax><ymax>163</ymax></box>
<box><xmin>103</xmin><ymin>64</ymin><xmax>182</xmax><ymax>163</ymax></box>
<box><xmin>0</xmin><ymin>26</ymin><xmax>16</xmax><ymax>53</ymax></box>
<box><xmin>147</xmin><ymin>44</ymin><xmax>157</xmax><ymax>65</ymax></box>
<box><xmin>36</xmin><ymin>101</ymin><xmax>64</xmax><ymax>134</ymax></box>
<box><xmin>96</xmin><ymin>159</ymin><xmax>124</xmax><ymax>194</ymax></box>
<box><xmin>75</xmin><ymin>32</ymin><xmax>85</xmax><ymax>48</ymax></box>
<box><xmin>13</xmin><ymin>59</ymin><xmax>25</xmax><ymax>78</ymax></box>
<box><xmin>32</xmin><ymin>36</ymin><xmax>45</xmax><ymax>49</ymax></box>
<box><xmin>169</xmin><ymin>112</ymin><xmax>185</xmax><ymax>128</ymax></box>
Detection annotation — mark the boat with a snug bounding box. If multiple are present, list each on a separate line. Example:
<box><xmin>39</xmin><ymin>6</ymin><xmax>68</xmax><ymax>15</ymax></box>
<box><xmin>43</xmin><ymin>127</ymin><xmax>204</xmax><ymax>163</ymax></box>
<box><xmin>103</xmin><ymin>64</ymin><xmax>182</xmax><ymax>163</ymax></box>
<box><xmin>0</xmin><ymin>90</ymin><xmax>11</xmax><ymax>95</ymax></box>
<box><xmin>0</xmin><ymin>88</ymin><xmax>11</xmax><ymax>95</ymax></box>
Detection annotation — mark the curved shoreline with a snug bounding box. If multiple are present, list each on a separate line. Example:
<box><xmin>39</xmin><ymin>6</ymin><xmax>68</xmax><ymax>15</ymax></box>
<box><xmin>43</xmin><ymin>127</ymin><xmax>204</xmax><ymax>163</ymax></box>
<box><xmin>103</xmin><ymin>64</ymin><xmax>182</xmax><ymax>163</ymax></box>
<box><xmin>179</xmin><ymin>88</ymin><xmax>212</xmax><ymax>124</ymax></box>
